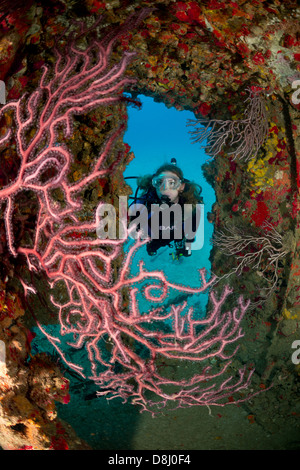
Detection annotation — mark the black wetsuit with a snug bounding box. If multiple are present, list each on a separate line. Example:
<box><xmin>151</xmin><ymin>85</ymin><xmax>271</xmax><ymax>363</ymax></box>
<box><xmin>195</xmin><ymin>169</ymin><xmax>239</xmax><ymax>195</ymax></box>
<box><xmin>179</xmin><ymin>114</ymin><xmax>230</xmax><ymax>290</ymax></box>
<box><xmin>129</xmin><ymin>189</ymin><xmax>200</xmax><ymax>257</ymax></box>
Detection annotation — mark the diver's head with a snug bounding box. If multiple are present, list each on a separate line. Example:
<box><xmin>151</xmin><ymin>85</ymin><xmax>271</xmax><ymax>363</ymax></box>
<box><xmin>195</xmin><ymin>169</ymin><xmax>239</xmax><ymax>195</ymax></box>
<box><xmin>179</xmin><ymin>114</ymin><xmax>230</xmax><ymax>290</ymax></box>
<box><xmin>152</xmin><ymin>164</ymin><xmax>185</xmax><ymax>204</ymax></box>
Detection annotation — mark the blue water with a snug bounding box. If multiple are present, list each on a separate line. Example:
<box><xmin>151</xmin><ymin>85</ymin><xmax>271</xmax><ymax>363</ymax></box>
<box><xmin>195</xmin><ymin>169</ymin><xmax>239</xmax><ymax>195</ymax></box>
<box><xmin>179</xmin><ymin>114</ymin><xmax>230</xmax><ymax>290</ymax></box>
<box><xmin>123</xmin><ymin>95</ymin><xmax>216</xmax><ymax>315</ymax></box>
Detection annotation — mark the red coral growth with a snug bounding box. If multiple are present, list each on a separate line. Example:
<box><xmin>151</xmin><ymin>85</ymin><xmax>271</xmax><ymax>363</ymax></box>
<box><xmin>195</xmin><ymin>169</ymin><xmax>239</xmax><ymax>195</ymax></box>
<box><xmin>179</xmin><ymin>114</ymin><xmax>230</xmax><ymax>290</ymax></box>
<box><xmin>283</xmin><ymin>34</ymin><xmax>298</xmax><ymax>48</ymax></box>
<box><xmin>229</xmin><ymin>158</ymin><xmax>237</xmax><ymax>174</ymax></box>
<box><xmin>252</xmin><ymin>52</ymin><xmax>265</xmax><ymax>65</ymax></box>
<box><xmin>236</xmin><ymin>42</ymin><xmax>250</xmax><ymax>57</ymax></box>
<box><xmin>207</xmin><ymin>0</ymin><xmax>225</xmax><ymax>9</ymax></box>
<box><xmin>50</xmin><ymin>424</ymin><xmax>69</xmax><ymax>450</ymax></box>
<box><xmin>296</xmin><ymin>160</ymin><xmax>300</xmax><ymax>192</ymax></box>
<box><xmin>195</xmin><ymin>102</ymin><xmax>211</xmax><ymax>116</ymax></box>
<box><xmin>178</xmin><ymin>42</ymin><xmax>189</xmax><ymax>53</ymax></box>
<box><xmin>251</xmin><ymin>201</ymin><xmax>270</xmax><ymax>227</ymax></box>
<box><xmin>232</xmin><ymin>202</ymin><xmax>240</xmax><ymax>212</ymax></box>
<box><xmin>172</xmin><ymin>1</ymin><xmax>205</xmax><ymax>26</ymax></box>
<box><xmin>88</xmin><ymin>0</ymin><xmax>106</xmax><ymax>13</ymax></box>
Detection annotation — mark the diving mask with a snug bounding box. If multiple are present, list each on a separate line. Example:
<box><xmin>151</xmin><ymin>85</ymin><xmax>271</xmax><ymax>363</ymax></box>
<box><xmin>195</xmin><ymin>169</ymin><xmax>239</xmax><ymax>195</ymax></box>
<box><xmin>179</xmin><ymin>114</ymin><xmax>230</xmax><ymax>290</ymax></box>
<box><xmin>152</xmin><ymin>174</ymin><xmax>182</xmax><ymax>190</ymax></box>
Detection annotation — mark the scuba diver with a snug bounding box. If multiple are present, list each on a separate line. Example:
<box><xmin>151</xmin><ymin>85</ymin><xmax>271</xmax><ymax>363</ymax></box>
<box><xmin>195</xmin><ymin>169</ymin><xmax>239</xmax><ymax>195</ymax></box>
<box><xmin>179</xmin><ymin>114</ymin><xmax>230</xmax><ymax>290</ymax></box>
<box><xmin>128</xmin><ymin>159</ymin><xmax>203</xmax><ymax>260</ymax></box>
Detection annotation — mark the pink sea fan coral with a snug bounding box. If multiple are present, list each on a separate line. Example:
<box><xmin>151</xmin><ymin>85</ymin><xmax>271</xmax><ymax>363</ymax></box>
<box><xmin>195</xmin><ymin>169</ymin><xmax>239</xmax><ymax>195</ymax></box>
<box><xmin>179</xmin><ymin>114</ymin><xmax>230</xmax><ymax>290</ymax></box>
<box><xmin>188</xmin><ymin>87</ymin><xmax>269</xmax><ymax>161</ymax></box>
<box><xmin>0</xmin><ymin>12</ymin><xmax>265</xmax><ymax>413</ymax></box>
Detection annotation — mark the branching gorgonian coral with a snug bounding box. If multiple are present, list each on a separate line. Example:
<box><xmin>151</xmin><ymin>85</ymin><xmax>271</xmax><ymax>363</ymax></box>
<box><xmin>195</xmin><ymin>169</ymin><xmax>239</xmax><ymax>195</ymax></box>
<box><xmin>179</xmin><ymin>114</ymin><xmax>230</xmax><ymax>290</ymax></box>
<box><xmin>212</xmin><ymin>222</ymin><xmax>290</xmax><ymax>300</ymax></box>
<box><xmin>187</xmin><ymin>87</ymin><xmax>269</xmax><ymax>161</ymax></box>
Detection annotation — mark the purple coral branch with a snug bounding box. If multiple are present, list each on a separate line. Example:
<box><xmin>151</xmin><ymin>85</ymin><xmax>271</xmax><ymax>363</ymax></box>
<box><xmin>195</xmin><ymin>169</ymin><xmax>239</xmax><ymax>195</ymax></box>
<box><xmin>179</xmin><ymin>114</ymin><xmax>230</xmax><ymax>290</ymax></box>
<box><xmin>0</xmin><ymin>15</ymin><xmax>141</xmax><ymax>255</ymax></box>
<box><xmin>212</xmin><ymin>222</ymin><xmax>288</xmax><ymax>305</ymax></box>
<box><xmin>188</xmin><ymin>87</ymin><xmax>269</xmax><ymax>161</ymax></box>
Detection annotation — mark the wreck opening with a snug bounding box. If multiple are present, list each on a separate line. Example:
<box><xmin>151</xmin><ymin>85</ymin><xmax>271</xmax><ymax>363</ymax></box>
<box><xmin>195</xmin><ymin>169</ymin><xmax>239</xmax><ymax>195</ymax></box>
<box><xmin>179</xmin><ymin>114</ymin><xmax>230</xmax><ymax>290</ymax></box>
<box><xmin>123</xmin><ymin>94</ymin><xmax>216</xmax><ymax>314</ymax></box>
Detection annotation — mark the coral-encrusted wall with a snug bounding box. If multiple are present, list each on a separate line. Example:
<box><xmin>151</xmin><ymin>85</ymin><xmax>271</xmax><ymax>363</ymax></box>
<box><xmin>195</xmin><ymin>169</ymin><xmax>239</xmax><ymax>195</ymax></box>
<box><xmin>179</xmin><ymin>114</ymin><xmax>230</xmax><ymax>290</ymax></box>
<box><xmin>0</xmin><ymin>0</ymin><xmax>299</xmax><ymax>450</ymax></box>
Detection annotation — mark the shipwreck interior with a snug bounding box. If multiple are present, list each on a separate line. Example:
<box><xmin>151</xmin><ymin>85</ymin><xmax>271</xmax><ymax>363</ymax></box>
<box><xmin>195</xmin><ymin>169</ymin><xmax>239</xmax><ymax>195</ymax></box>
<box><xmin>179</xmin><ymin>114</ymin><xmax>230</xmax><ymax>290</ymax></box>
<box><xmin>0</xmin><ymin>0</ymin><xmax>299</xmax><ymax>450</ymax></box>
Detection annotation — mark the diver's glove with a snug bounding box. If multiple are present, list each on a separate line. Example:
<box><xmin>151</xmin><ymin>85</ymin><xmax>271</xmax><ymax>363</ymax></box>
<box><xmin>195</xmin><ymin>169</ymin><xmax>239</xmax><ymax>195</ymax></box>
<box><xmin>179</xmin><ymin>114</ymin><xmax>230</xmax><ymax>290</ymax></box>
<box><xmin>171</xmin><ymin>239</ymin><xmax>192</xmax><ymax>260</ymax></box>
